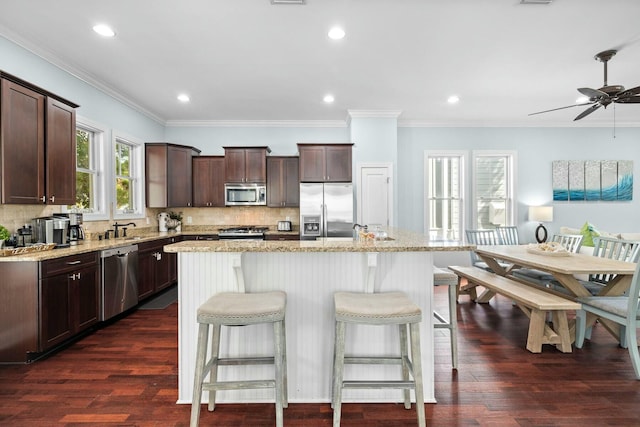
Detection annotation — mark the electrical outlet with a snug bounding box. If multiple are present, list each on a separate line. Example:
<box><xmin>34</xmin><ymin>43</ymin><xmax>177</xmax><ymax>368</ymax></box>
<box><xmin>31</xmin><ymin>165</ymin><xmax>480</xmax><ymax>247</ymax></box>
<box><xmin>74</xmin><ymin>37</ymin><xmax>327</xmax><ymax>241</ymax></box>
<box><xmin>187</xmin><ymin>216</ymin><xmax>193</xmax><ymax>224</ymax></box>
<box><xmin>286</xmin><ymin>216</ymin><xmax>290</xmax><ymax>221</ymax></box>
<box><xmin>146</xmin><ymin>217</ymin><xmax>150</xmax><ymax>224</ymax></box>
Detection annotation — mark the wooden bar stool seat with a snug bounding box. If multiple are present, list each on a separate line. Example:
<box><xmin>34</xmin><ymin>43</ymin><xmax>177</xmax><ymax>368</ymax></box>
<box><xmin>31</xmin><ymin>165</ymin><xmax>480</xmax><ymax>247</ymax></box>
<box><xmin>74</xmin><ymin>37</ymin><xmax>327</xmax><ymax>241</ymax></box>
<box><xmin>331</xmin><ymin>291</ymin><xmax>425</xmax><ymax>427</ymax></box>
<box><xmin>190</xmin><ymin>291</ymin><xmax>288</xmax><ymax>427</ymax></box>
<box><xmin>433</xmin><ymin>266</ymin><xmax>459</xmax><ymax>369</ymax></box>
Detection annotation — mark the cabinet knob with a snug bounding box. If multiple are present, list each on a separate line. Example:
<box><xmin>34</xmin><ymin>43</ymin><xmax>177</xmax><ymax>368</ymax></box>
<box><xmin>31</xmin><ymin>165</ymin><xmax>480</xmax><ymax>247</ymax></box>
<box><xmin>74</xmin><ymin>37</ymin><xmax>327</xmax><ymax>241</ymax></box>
<box><xmin>49</xmin><ymin>195</ymin><xmax>55</xmax><ymax>203</ymax></box>
<box><xmin>40</xmin><ymin>196</ymin><xmax>46</xmax><ymax>203</ymax></box>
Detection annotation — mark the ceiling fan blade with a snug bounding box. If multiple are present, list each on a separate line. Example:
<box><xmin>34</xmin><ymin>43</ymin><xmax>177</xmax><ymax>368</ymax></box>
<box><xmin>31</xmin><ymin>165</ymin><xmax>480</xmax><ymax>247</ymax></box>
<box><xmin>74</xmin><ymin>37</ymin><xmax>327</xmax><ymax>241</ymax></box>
<box><xmin>616</xmin><ymin>85</ymin><xmax>640</xmax><ymax>98</ymax></box>
<box><xmin>615</xmin><ymin>95</ymin><xmax>640</xmax><ymax>103</ymax></box>
<box><xmin>574</xmin><ymin>104</ymin><xmax>602</xmax><ymax>121</ymax></box>
<box><xmin>528</xmin><ymin>102</ymin><xmax>593</xmax><ymax>116</ymax></box>
<box><xmin>578</xmin><ymin>87</ymin><xmax>608</xmax><ymax>99</ymax></box>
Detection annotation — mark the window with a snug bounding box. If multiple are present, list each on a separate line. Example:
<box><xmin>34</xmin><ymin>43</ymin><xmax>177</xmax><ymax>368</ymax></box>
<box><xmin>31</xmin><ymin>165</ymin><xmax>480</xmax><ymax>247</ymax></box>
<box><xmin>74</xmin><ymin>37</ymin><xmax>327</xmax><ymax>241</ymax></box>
<box><xmin>425</xmin><ymin>151</ymin><xmax>466</xmax><ymax>241</ymax></box>
<box><xmin>67</xmin><ymin>118</ymin><xmax>108</xmax><ymax>220</ymax></box>
<box><xmin>112</xmin><ymin>132</ymin><xmax>144</xmax><ymax>219</ymax></box>
<box><xmin>472</xmin><ymin>151</ymin><xmax>516</xmax><ymax>229</ymax></box>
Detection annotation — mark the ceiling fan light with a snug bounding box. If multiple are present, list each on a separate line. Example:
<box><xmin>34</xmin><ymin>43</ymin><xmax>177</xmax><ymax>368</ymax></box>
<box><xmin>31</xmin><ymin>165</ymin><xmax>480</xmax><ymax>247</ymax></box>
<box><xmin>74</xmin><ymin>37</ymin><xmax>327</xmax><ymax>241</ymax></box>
<box><xmin>576</xmin><ymin>96</ymin><xmax>589</xmax><ymax>103</ymax></box>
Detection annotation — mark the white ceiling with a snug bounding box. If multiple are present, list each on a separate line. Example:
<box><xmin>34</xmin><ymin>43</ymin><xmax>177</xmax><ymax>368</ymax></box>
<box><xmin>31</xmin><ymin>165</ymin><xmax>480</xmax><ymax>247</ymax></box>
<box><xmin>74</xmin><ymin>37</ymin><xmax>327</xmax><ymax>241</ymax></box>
<box><xmin>2</xmin><ymin>0</ymin><xmax>640</xmax><ymax>126</ymax></box>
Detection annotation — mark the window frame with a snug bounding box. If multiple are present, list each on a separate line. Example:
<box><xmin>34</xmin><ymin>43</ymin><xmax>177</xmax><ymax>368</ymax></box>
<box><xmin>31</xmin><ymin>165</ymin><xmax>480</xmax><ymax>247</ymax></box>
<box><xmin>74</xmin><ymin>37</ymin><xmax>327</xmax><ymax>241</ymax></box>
<box><xmin>424</xmin><ymin>150</ymin><xmax>467</xmax><ymax>241</ymax></box>
<box><xmin>64</xmin><ymin>117</ymin><xmax>109</xmax><ymax>221</ymax></box>
<box><xmin>111</xmin><ymin>131</ymin><xmax>145</xmax><ymax>220</ymax></box>
<box><xmin>471</xmin><ymin>150</ymin><xmax>517</xmax><ymax>230</ymax></box>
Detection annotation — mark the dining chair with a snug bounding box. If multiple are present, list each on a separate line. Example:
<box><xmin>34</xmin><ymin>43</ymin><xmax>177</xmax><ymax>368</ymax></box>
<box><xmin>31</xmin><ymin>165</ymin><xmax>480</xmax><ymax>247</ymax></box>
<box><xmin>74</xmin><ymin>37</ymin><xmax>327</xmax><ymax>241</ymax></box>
<box><xmin>465</xmin><ymin>229</ymin><xmax>503</xmax><ymax>271</ymax></box>
<box><xmin>495</xmin><ymin>226</ymin><xmax>519</xmax><ymax>245</ymax></box>
<box><xmin>575</xmin><ymin>259</ymin><xmax>640</xmax><ymax>379</ymax></box>
<box><xmin>513</xmin><ymin>233</ymin><xmax>584</xmax><ymax>287</ymax></box>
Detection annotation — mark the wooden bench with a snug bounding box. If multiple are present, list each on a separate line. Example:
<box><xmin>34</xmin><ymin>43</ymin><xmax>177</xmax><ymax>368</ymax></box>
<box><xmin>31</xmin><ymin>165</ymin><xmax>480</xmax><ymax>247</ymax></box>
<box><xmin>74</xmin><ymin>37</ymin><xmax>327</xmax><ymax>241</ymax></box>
<box><xmin>448</xmin><ymin>266</ymin><xmax>582</xmax><ymax>353</ymax></box>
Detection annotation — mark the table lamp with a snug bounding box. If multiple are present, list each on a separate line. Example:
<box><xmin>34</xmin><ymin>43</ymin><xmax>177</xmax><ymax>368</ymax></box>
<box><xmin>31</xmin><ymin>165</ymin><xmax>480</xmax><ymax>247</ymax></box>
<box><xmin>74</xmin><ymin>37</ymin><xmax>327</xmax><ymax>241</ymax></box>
<box><xmin>529</xmin><ymin>206</ymin><xmax>553</xmax><ymax>243</ymax></box>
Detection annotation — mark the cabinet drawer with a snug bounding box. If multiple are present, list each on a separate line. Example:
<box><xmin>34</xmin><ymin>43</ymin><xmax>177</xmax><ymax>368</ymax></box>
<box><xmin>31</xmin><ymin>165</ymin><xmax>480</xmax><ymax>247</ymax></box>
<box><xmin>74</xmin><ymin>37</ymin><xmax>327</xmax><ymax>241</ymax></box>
<box><xmin>41</xmin><ymin>252</ymin><xmax>98</xmax><ymax>277</ymax></box>
<box><xmin>265</xmin><ymin>234</ymin><xmax>300</xmax><ymax>241</ymax></box>
<box><xmin>138</xmin><ymin>238</ymin><xmax>168</xmax><ymax>253</ymax></box>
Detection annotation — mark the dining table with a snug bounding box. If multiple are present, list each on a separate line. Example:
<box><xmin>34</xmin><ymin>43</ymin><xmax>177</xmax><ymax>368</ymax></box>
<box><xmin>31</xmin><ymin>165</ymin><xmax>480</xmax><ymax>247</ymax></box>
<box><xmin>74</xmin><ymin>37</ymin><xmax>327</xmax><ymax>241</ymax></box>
<box><xmin>473</xmin><ymin>244</ymin><xmax>638</xmax><ymax>342</ymax></box>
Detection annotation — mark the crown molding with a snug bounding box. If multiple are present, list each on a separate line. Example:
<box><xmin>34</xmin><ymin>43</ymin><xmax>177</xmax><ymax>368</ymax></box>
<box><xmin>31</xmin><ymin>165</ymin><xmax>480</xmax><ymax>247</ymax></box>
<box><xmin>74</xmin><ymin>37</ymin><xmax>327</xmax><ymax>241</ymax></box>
<box><xmin>398</xmin><ymin>119</ymin><xmax>640</xmax><ymax>128</ymax></box>
<box><xmin>0</xmin><ymin>26</ymin><xmax>166</xmax><ymax>125</ymax></box>
<box><xmin>165</xmin><ymin>119</ymin><xmax>348</xmax><ymax>128</ymax></box>
<box><xmin>348</xmin><ymin>110</ymin><xmax>403</xmax><ymax>119</ymax></box>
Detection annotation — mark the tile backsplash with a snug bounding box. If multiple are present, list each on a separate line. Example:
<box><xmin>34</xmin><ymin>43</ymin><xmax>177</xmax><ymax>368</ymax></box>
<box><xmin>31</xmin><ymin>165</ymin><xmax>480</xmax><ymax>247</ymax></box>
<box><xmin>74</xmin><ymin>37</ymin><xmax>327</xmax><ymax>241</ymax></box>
<box><xmin>0</xmin><ymin>205</ymin><xmax>299</xmax><ymax>238</ymax></box>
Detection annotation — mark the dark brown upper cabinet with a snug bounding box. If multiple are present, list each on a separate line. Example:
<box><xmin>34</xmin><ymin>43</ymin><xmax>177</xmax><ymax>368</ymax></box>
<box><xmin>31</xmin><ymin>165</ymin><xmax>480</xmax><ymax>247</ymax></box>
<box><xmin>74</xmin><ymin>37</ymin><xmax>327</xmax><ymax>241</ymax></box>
<box><xmin>193</xmin><ymin>156</ymin><xmax>226</xmax><ymax>207</ymax></box>
<box><xmin>267</xmin><ymin>156</ymin><xmax>300</xmax><ymax>207</ymax></box>
<box><xmin>145</xmin><ymin>143</ymin><xmax>201</xmax><ymax>208</ymax></box>
<box><xmin>298</xmin><ymin>143</ymin><xmax>353</xmax><ymax>183</ymax></box>
<box><xmin>0</xmin><ymin>72</ymin><xmax>78</xmax><ymax>205</ymax></box>
<box><xmin>223</xmin><ymin>147</ymin><xmax>271</xmax><ymax>183</ymax></box>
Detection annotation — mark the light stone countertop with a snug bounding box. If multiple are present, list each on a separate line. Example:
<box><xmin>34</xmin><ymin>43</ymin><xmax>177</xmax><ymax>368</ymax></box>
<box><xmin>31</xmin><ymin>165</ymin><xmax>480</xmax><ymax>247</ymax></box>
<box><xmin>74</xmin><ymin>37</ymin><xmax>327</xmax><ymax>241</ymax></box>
<box><xmin>0</xmin><ymin>225</ymin><xmax>303</xmax><ymax>262</ymax></box>
<box><xmin>164</xmin><ymin>227</ymin><xmax>473</xmax><ymax>253</ymax></box>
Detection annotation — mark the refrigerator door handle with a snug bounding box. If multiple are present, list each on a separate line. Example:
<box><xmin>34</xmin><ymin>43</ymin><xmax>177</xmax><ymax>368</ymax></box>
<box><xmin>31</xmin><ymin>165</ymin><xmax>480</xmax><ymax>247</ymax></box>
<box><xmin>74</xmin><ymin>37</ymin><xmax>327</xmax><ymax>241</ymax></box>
<box><xmin>323</xmin><ymin>203</ymin><xmax>327</xmax><ymax>238</ymax></box>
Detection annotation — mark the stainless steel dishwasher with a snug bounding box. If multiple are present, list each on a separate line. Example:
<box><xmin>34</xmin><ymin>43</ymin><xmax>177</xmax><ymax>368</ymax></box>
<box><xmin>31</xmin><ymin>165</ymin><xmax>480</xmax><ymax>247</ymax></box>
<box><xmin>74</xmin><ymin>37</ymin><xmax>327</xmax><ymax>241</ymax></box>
<box><xmin>100</xmin><ymin>244</ymin><xmax>139</xmax><ymax>321</ymax></box>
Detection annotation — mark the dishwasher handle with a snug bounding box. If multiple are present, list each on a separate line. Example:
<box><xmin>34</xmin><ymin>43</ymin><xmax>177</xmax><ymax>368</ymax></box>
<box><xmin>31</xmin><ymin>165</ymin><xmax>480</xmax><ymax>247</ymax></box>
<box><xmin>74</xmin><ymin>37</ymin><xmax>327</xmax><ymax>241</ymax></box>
<box><xmin>100</xmin><ymin>244</ymin><xmax>139</xmax><ymax>258</ymax></box>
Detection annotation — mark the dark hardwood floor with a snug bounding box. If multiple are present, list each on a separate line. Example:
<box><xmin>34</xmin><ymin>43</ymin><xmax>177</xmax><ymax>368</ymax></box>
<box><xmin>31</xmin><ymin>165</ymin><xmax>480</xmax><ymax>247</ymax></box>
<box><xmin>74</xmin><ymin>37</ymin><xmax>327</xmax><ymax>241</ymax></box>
<box><xmin>1</xmin><ymin>285</ymin><xmax>639</xmax><ymax>426</ymax></box>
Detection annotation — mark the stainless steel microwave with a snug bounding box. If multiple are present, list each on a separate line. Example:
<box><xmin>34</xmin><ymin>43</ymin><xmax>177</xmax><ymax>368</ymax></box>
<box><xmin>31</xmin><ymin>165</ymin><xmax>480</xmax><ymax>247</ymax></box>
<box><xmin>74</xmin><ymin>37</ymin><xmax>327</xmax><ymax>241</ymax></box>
<box><xmin>224</xmin><ymin>183</ymin><xmax>267</xmax><ymax>206</ymax></box>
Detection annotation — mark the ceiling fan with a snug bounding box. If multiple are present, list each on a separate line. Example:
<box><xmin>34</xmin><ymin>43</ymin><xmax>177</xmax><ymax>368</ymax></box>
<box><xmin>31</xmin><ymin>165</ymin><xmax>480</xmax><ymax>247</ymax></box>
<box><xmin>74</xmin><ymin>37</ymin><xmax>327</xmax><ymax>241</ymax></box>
<box><xmin>529</xmin><ymin>49</ymin><xmax>640</xmax><ymax>121</ymax></box>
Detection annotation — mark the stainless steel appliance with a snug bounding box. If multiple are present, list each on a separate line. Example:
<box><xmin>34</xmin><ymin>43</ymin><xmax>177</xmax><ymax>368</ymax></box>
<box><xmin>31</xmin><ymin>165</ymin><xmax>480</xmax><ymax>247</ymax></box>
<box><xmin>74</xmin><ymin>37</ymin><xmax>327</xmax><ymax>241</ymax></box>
<box><xmin>300</xmin><ymin>183</ymin><xmax>353</xmax><ymax>240</ymax></box>
<box><xmin>55</xmin><ymin>213</ymin><xmax>84</xmax><ymax>245</ymax></box>
<box><xmin>218</xmin><ymin>226</ymin><xmax>267</xmax><ymax>240</ymax></box>
<box><xmin>100</xmin><ymin>244</ymin><xmax>139</xmax><ymax>321</ymax></box>
<box><xmin>224</xmin><ymin>183</ymin><xmax>267</xmax><ymax>206</ymax></box>
<box><xmin>32</xmin><ymin>216</ymin><xmax>70</xmax><ymax>247</ymax></box>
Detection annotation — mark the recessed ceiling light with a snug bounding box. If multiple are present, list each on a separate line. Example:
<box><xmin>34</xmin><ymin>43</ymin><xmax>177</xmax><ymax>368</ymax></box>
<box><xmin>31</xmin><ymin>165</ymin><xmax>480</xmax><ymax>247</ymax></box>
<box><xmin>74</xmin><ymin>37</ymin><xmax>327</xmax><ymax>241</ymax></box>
<box><xmin>328</xmin><ymin>27</ymin><xmax>345</xmax><ymax>40</ymax></box>
<box><xmin>93</xmin><ymin>24</ymin><xmax>116</xmax><ymax>37</ymax></box>
<box><xmin>447</xmin><ymin>95</ymin><xmax>460</xmax><ymax>104</ymax></box>
<box><xmin>177</xmin><ymin>94</ymin><xmax>190</xmax><ymax>103</ymax></box>
<box><xmin>576</xmin><ymin>96</ymin><xmax>589</xmax><ymax>103</ymax></box>
<box><xmin>323</xmin><ymin>94</ymin><xmax>335</xmax><ymax>103</ymax></box>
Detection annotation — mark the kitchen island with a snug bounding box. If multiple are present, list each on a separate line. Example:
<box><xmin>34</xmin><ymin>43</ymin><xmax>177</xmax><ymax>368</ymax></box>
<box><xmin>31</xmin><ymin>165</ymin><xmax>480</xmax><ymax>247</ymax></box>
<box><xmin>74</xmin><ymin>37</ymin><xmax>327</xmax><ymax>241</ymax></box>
<box><xmin>164</xmin><ymin>228</ymin><xmax>472</xmax><ymax>405</ymax></box>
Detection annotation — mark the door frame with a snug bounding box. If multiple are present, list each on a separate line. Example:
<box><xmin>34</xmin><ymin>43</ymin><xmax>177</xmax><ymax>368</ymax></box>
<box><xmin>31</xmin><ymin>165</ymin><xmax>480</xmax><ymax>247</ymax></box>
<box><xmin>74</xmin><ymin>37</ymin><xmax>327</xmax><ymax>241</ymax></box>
<box><xmin>356</xmin><ymin>162</ymin><xmax>394</xmax><ymax>226</ymax></box>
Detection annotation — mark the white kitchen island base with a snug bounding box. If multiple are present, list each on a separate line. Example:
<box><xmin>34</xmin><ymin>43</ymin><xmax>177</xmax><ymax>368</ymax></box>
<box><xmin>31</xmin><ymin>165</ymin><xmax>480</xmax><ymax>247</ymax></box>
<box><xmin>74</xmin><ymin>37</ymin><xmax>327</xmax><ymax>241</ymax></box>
<box><xmin>175</xmin><ymin>250</ymin><xmax>436</xmax><ymax>404</ymax></box>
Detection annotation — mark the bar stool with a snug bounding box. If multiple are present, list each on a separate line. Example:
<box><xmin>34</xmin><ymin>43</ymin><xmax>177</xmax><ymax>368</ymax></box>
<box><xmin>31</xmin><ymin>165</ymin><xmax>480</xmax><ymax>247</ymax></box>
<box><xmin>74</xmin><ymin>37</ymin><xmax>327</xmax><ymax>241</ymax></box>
<box><xmin>331</xmin><ymin>291</ymin><xmax>425</xmax><ymax>427</ymax></box>
<box><xmin>433</xmin><ymin>266</ymin><xmax>459</xmax><ymax>369</ymax></box>
<box><xmin>190</xmin><ymin>291</ymin><xmax>288</xmax><ymax>427</ymax></box>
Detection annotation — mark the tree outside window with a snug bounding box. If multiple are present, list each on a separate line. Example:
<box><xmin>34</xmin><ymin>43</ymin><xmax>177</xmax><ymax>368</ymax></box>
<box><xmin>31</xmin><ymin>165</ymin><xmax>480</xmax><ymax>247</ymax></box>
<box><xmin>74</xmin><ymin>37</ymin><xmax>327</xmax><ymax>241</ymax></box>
<box><xmin>115</xmin><ymin>140</ymin><xmax>135</xmax><ymax>214</ymax></box>
<box><xmin>72</xmin><ymin>128</ymin><xmax>95</xmax><ymax>212</ymax></box>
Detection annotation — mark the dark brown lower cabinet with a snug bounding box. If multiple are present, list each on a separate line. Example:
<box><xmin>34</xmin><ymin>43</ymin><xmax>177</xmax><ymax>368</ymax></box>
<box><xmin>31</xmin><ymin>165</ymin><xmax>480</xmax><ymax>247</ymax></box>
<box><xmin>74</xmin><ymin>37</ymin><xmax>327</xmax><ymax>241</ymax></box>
<box><xmin>39</xmin><ymin>252</ymin><xmax>100</xmax><ymax>352</ymax></box>
<box><xmin>138</xmin><ymin>236</ymin><xmax>180</xmax><ymax>301</ymax></box>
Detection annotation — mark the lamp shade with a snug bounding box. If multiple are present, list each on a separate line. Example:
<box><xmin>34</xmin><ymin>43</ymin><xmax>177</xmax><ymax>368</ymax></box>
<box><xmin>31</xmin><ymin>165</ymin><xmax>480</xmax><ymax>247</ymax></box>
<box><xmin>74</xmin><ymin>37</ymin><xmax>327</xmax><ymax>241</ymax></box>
<box><xmin>529</xmin><ymin>206</ymin><xmax>553</xmax><ymax>223</ymax></box>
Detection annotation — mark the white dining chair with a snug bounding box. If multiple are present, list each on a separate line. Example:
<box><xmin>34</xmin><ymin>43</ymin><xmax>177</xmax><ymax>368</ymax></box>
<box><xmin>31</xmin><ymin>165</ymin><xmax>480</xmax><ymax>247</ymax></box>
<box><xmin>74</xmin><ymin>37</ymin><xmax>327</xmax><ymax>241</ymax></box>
<box><xmin>575</xmin><ymin>259</ymin><xmax>640</xmax><ymax>379</ymax></box>
<box><xmin>465</xmin><ymin>229</ymin><xmax>502</xmax><ymax>271</ymax></box>
<box><xmin>495</xmin><ymin>226</ymin><xmax>519</xmax><ymax>245</ymax></box>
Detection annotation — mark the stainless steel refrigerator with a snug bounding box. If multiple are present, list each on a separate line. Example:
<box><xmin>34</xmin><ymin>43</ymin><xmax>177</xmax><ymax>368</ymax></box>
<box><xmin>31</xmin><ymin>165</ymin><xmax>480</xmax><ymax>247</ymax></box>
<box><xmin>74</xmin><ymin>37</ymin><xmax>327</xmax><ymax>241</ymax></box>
<box><xmin>300</xmin><ymin>183</ymin><xmax>353</xmax><ymax>240</ymax></box>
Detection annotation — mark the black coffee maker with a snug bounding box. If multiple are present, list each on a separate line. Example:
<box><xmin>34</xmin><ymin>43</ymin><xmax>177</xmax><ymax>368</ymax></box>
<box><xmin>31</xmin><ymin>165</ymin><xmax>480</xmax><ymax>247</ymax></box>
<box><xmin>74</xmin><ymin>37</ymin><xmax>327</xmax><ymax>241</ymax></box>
<box><xmin>55</xmin><ymin>213</ymin><xmax>84</xmax><ymax>245</ymax></box>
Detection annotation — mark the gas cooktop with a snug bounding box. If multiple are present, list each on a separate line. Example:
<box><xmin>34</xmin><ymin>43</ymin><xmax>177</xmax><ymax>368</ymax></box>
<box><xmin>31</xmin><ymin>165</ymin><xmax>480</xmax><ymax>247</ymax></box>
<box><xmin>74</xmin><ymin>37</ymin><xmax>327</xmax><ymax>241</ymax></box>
<box><xmin>218</xmin><ymin>226</ymin><xmax>268</xmax><ymax>239</ymax></box>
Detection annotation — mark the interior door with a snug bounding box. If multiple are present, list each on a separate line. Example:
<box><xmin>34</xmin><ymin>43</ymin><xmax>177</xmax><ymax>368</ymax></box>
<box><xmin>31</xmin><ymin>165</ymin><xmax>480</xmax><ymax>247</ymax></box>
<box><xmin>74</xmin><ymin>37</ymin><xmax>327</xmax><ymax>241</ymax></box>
<box><xmin>358</xmin><ymin>164</ymin><xmax>392</xmax><ymax>227</ymax></box>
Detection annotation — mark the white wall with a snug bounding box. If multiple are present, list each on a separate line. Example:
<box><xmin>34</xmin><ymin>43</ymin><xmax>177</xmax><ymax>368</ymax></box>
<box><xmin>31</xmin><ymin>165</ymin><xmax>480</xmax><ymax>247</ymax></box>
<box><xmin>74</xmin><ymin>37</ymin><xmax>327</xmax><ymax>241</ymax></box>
<box><xmin>164</xmin><ymin>125</ymin><xmax>349</xmax><ymax>156</ymax></box>
<box><xmin>398</xmin><ymin>126</ymin><xmax>640</xmax><ymax>238</ymax></box>
<box><xmin>0</xmin><ymin>36</ymin><xmax>164</xmax><ymax>140</ymax></box>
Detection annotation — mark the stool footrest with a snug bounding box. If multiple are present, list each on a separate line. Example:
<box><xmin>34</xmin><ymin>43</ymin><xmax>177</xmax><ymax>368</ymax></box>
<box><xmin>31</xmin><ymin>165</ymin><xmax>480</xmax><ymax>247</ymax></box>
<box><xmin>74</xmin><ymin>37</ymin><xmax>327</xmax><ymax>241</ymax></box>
<box><xmin>203</xmin><ymin>380</ymin><xmax>276</xmax><ymax>391</ymax></box>
<box><xmin>433</xmin><ymin>311</ymin><xmax>450</xmax><ymax>325</ymax></box>
<box><xmin>344</xmin><ymin>356</ymin><xmax>406</xmax><ymax>365</ymax></box>
<box><xmin>343</xmin><ymin>380</ymin><xmax>416</xmax><ymax>389</ymax></box>
<box><xmin>216</xmin><ymin>356</ymin><xmax>275</xmax><ymax>366</ymax></box>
